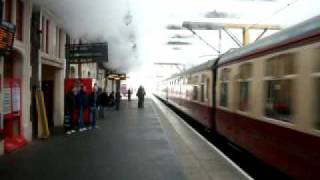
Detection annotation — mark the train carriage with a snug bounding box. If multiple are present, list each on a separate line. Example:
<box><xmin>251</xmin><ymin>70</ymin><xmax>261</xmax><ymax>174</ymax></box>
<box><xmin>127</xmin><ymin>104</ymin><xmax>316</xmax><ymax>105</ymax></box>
<box><xmin>157</xmin><ymin>15</ymin><xmax>320</xmax><ymax>179</ymax></box>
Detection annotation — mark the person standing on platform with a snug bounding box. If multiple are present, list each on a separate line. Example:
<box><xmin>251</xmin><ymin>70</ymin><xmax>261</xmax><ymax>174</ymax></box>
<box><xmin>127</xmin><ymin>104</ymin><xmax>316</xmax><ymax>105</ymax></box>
<box><xmin>76</xmin><ymin>86</ymin><xmax>87</xmax><ymax>132</ymax></box>
<box><xmin>64</xmin><ymin>86</ymin><xmax>77</xmax><ymax>134</ymax></box>
<box><xmin>115</xmin><ymin>90</ymin><xmax>121</xmax><ymax>111</ymax></box>
<box><xmin>136</xmin><ymin>86</ymin><xmax>146</xmax><ymax>108</ymax></box>
<box><xmin>127</xmin><ymin>89</ymin><xmax>132</xmax><ymax>101</ymax></box>
<box><xmin>109</xmin><ymin>91</ymin><xmax>115</xmax><ymax>106</ymax></box>
<box><xmin>89</xmin><ymin>86</ymin><xmax>98</xmax><ymax>129</ymax></box>
<box><xmin>98</xmin><ymin>90</ymin><xmax>108</xmax><ymax>118</ymax></box>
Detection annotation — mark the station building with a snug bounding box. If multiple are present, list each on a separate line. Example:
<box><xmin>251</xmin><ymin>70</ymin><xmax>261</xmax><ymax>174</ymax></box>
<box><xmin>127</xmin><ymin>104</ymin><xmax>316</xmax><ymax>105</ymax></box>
<box><xmin>30</xmin><ymin>5</ymin><xmax>67</xmax><ymax>135</ymax></box>
<box><xmin>0</xmin><ymin>0</ymin><xmax>33</xmax><ymax>155</ymax></box>
<box><xmin>0</xmin><ymin>0</ymin><xmax>68</xmax><ymax>155</ymax></box>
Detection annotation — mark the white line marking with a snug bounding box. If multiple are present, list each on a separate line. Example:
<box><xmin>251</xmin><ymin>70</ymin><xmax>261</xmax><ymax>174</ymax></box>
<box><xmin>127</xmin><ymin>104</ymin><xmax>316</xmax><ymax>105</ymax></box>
<box><xmin>152</xmin><ymin>96</ymin><xmax>254</xmax><ymax>180</ymax></box>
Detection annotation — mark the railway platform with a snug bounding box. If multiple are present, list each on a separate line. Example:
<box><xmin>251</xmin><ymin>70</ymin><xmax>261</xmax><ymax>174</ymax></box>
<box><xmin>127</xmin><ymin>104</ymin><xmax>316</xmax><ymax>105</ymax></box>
<box><xmin>0</xmin><ymin>97</ymin><xmax>251</xmax><ymax>180</ymax></box>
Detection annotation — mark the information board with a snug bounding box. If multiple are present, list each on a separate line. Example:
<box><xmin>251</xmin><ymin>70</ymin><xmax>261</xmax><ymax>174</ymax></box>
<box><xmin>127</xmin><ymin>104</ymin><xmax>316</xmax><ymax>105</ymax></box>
<box><xmin>2</xmin><ymin>88</ymin><xmax>11</xmax><ymax>115</ymax></box>
<box><xmin>12</xmin><ymin>87</ymin><xmax>20</xmax><ymax>112</ymax></box>
<box><xmin>0</xmin><ymin>21</ymin><xmax>15</xmax><ymax>52</ymax></box>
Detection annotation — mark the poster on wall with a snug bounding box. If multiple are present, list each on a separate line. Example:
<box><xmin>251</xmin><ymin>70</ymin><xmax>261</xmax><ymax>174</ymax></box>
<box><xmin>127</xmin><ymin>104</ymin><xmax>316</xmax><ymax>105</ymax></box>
<box><xmin>2</xmin><ymin>88</ymin><xmax>11</xmax><ymax>115</ymax></box>
<box><xmin>12</xmin><ymin>87</ymin><xmax>20</xmax><ymax>112</ymax></box>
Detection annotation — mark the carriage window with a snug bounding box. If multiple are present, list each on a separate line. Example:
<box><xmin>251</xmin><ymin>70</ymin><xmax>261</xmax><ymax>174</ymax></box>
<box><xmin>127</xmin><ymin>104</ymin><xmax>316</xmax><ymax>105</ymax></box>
<box><xmin>192</xmin><ymin>86</ymin><xmax>198</xmax><ymax>101</ymax></box>
<box><xmin>239</xmin><ymin>63</ymin><xmax>252</xmax><ymax>111</ymax></box>
<box><xmin>200</xmin><ymin>75</ymin><xmax>206</xmax><ymax>102</ymax></box>
<box><xmin>313</xmin><ymin>48</ymin><xmax>320</xmax><ymax>73</ymax></box>
<box><xmin>265</xmin><ymin>55</ymin><xmax>295</xmax><ymax>122</ymax></box>
<box><xmin>265</xmin><ymin>80</ymin><xmax>293</xmax><ymax>122</ymax></box>
<box><xmin>206</xmin><ymin>78</ymin><xmax>210</xmax><ymax>100</ymax></box>
<box><xmin>266</xmin><ymin>54</ymin><xmax>295</xmax><ymax>77</ymax></box>
<box><xmin>220</xmin><ymin>83</ymin><xmax>228</xmax><ymax>107</ymax></box>
<box><xmin>314</xmin><ymin>79</ymin><xmax>320</xmax><ymax>129</ymax></box>
<box><xmin>200</xmin><ymin>84</ymin><xmax>205</xmax><ymax>102</ymax></box>
<box><xmin>239</xmin><ymin>81</ymin><xmax>250</xmax><ymax>111</ymax></box>
<box><xmin>220</xmin><ymin>68</ymin><xmax>230</xmax><ymax>107</ymax></box>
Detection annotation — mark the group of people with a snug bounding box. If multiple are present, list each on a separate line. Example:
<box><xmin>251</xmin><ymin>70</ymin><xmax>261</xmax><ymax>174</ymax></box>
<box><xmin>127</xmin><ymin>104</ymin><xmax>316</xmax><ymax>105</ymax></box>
<box><xmin>64</xmin><ymin>84</ymin><xmax>146</xmax><ymax>135</ymax></box>
<box><xmin>64</xmin><ymin>85</ymin><xmax>100</xmax><ymax>134</ymax></box>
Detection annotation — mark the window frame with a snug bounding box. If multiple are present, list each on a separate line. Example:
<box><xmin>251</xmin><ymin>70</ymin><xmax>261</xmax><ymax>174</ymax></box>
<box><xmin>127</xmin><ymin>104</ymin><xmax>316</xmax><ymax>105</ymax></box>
<box><xmin>219</xmin><ymin>68</ymin><xmax>231</xmax><ymax>108</ymax></box>
<box><xmin>237</xmin><ymin>62</ymin><xmax>253</xmax><ymax>112</ymax></box>
<box><xmin>15</xmin><ymin>0</ymin><xmax>24</xmax><ymax>41</ymax></box>
<box><xmin>263</xmin><ymin>54</ymin><xmax>297</xmax><ymax>122</ymax></box>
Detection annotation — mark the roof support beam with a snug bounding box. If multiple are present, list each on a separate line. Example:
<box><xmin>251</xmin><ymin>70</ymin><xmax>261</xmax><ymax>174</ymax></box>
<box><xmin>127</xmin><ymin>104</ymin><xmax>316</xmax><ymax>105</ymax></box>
<box><xmin>222</xmin><ymin>27</ymin><xmax>243</xmax><ymax>47</ymax></box>
<box><xmin>185</xmin><ymin>26</ymin><xmax>220</xmax><ymax>54</ymax></box>
<box><xmin>254</xmin><ymin>28</ymin><xmax>268</xmax><ymax>42</ymax></box>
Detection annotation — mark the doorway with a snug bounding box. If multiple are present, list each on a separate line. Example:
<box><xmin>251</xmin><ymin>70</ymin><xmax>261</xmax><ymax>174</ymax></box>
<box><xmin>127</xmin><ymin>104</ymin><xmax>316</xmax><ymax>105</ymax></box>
<box><xmin>41</xmin><ymin>64</ymin><xmax>57</xmax><ymax>131</ymax></box>
<box><xmin>41</xmin><ymin>80</ymin><xmax>54</xmax><ymax>129</ymax></box>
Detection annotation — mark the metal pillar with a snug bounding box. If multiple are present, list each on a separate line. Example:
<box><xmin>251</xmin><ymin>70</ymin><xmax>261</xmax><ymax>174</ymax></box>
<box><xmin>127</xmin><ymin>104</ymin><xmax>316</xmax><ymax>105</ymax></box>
<box><xmin>242</xmin><ymin>27</ymin><xmax>250</xmax><ymax>46</ymax></box>
<box><xmin>78</xmin><ymin>64</ymin><xmax>82</xmax><ymax>78</ymax></box>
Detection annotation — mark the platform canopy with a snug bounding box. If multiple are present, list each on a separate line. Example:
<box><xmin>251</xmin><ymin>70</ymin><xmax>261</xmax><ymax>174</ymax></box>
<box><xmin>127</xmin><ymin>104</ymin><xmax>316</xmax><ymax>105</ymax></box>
<box><xmin>181</xmin><ymin>21</ymin><xmax>281</xmax><ymax>30</ymax></box>
<box><xmin>65</xmin><ymin>42</ymin><xmax>108</xmax><ymax>64</ymax></box>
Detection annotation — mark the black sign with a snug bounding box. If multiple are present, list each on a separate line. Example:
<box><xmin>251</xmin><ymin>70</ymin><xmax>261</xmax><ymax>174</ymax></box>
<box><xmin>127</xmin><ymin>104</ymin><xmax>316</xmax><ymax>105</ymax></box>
<box><xmin>66</xmin><ymin>43</ymin><xmax>108</xmax><ymax>64</ymax></box>
<box><xmin>0</xmin><ymin>21</ymin><xmax>16</xmax><ymax>52</ymax></box>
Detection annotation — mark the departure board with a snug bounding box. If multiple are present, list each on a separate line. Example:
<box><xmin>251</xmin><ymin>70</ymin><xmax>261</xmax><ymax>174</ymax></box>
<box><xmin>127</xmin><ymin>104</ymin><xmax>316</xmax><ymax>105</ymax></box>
<box><xmin>0</xmin><ymin>21</ymin><xmax>15</xmax><ymax>52</ymax></box>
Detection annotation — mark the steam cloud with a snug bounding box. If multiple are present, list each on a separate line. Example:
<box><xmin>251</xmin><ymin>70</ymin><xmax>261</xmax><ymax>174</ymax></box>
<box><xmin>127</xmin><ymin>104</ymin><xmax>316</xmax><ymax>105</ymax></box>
<box><xmin>33</xmin><ymin>0</ymin><xmax>140</xmax><ymax>73</ymax></box>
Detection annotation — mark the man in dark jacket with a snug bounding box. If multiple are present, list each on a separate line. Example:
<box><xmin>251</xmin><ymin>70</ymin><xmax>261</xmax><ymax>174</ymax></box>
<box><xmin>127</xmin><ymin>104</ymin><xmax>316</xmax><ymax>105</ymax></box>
<box><xmin>137</xmin><ymin>86</ymin><xmax>146</xmax><ymax>108</ymax></box>
<box><xmin>98</xmin><ymin>91</ymin><xmax>108</xmax><ymax>118</ymax></box>
<box><xmin>64</xmin><ymin>87</ymin><xmax>76</xmax><ymax>134</ymax></box>
<box><xmin>127</xmin><ymin>89</ymin><xmax>132</xmax><ymax>101</ymax></box>
<box><xmin>115</xmin><ymin>91</ymin><xmax>121</xmax><ymax>111</ymax></box>
<box><xmin>76</xmin><ymin>86</ymin><xmax>87</xmax><ymax>131</ymax></box>
<box><xmin>89</xmin><ymin>87</ymin><xmax>98</xmax><ymax>128</ymax></box>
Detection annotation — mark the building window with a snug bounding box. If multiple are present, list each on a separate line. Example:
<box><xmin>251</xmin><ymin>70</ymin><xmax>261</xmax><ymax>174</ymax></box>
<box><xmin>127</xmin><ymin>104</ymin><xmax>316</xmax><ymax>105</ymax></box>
<box><xmin>58</xmin><ymin>29</ymin><xmax>63</xmax><ymax>58</ymax></box>
<box><xmin>56</xmin><ymin>27</ymin><xmax>60</xmax><ymax>57</ymax></box>
<box><xmin>41</xmin><ymin>16</ymin><xmax>45</xmax><ymax>51</ymax></box>
<box><xmin>264</xmin><ymin>54</ymin><xmax>296</xmax><ymax>122</ymax></box>
<box><xmin>4</xmin><ymin>0</ymin><xmax>12</xmax><ymax>22</ymax></box>
<box><xmin>220</xmin><ymin>68</ymin><xmax>230</xmax><ymax>107</ymax></box>
<box><xmin>238</xmin><ymin>63</ymin><xmax>252</xmax><ymax>112</ymax></box>
<box><xmin>46</xmin><ymin>19</ymin><xmax>50</xmax><ymax>53</ymax></box>
<box><xmin>16</xmin><ymin>0</ymin><xmax>24</xmax><ymax>41</ymax></box>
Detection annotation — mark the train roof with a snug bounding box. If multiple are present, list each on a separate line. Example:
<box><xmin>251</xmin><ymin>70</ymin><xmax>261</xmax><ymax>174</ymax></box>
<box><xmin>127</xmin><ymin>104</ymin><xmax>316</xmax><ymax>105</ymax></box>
<box><xmin>183</xmin><ymin>60</ymin><xmax>215</xmax><ymax>74</ymax></box>
<box><xmin>218</xmin><ymin>15</ymin><xmax>320</xmax><ymax>66</ymax></box>
<box><xmin>164</xmin><ymin>60</ymin><xmax>215</xmax><ymax>81</ymax></box>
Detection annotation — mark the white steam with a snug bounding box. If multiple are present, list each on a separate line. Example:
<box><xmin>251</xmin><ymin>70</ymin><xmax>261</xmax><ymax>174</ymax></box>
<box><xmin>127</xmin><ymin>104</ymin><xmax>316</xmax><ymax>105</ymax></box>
<box><xmin>33</xmin><ymin>0</ymin><xmax>319</xmax><ymax>75</ymax></box>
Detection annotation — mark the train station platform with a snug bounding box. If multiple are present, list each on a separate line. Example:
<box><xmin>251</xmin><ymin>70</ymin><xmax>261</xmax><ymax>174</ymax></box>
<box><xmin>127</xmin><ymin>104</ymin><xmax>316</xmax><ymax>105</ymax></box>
<box><xmin>0</xmin><ymin>97</ymin><xmax>251</xmax><ymax>180</ymax></box>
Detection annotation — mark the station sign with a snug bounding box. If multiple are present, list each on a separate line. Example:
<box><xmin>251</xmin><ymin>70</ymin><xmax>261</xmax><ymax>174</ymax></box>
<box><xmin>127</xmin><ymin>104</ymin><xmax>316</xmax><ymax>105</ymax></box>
<box><xmin>0</xmin><ymin>21</ymin><xmax>15</xmax><ymax>52</ymax></box>
<box><xmin>107</xmin><ymin>73</ymin><xmax>126</xmax><ymax>80</ymax></box>
<box><xmin>66</xmin><ymin>43</ymin><xmax>108</xmax><ymax>64</ymax></box>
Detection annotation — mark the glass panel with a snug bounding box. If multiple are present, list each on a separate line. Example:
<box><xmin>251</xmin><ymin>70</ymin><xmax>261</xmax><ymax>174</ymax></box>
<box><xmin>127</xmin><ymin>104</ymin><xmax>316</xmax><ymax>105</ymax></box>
<box><xmin>265</xmin><ymin>80</ymin><xmax>293</xmax><ymax>122</ymax></box>
<box><xmin>206</xmin><ymin>79</ymin><xmax>210</xmax><ymax>100</ymax></box>
<box><xmin>220</xmin><ymin>68</ymin><xmax>230</xmax><ymax>81</ymax></box>
<box><xmin>284</xmin><ymin>57</ymin><xmax>295</xmax><ymax>75</ymax></box>
<box><xmin>192</xmin><ymin>86</ymin><xmax>198</xmax><ymax>100</ymax></box>
<box><xmin>239</xmin><ymin>63</ymin><xmax>252</xmax><ymax>80</ymax></box>
<box><xmin>239</xmin><ymin>82</ymin><xmax>250</xmax><ymax>111</ymax></box>
<box><xmin>266</xmin><ymin>54</ymin><xmax>295</xmax><ymax>77</ymax></box>
<box><xmin>220</xmin><ymin>83</ymin><xmax>228</xmax><ymax>107</ymax></box>
<box><xmin>200</xmin><ymin>84</ymin><xmax>205</xmax><ymax>102</ymax></box>
<box><xmin>313</xmin><ymin>48</ymin><xmax>320</xmax><ymax>72</ymax></box>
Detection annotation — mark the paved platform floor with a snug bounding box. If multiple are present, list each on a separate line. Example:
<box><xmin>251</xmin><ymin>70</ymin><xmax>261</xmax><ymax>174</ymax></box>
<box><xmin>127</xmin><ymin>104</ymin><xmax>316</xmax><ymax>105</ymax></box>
<box><xmin>0</xmin><ymin>98</ymin><xmax>251</xmax><ymax>180</ymax></box>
